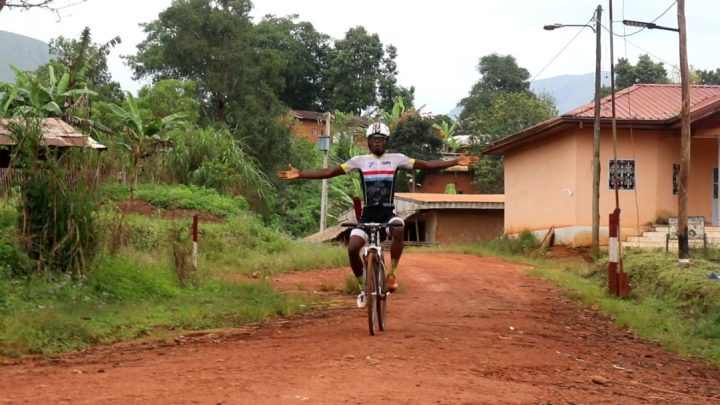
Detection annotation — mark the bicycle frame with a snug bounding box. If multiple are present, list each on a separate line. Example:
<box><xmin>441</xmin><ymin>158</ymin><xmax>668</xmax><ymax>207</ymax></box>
<box><xmin>343</xmin><ymin>221</ymin><xmax>399</xmax><ymax>335</ymax></box>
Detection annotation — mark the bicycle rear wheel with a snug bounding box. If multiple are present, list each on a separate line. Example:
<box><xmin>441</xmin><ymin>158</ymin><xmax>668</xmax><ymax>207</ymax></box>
<box><xmin>377</xmin><ymin>253</ymin><xmax>387</xmax><ymax>331</ymax></box>
<box><xmin>365</xmin><ymin>250</ymin><xmax>379</xmax><ymax>336</ymax></box>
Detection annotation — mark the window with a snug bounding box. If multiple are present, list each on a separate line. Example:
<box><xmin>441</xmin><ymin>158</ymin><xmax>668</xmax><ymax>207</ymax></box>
<box><xmin>311</xmin><ymin>129</ymin><xmax>318</xmax><ymax>135</ymax></box>
<box><xmin>608</xmin><ymin>159</ymin><xmax>635</xmax><ymax>190</ymax></box>
<box><xmin>672</xmin><ymin>163</ymin><xmax>679</xmax><ymax>195</ymax></box>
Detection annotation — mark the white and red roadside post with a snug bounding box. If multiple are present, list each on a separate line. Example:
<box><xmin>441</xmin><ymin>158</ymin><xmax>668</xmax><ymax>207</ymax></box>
<box><xmin>192</xmin><ymin>214</ymin><xmax>199</xmax><ymax>270</ymax></box>
<box><xmin>608</xmin><ymin>208</ymin><xmax>630</xmax><ymax>297</ymax></box>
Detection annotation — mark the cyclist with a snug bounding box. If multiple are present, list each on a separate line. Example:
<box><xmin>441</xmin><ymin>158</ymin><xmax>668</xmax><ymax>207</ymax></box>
<box><xmin>277</xmin><ymin>122</ymin><xmax>479</xmax><ymax>307</ymax></box>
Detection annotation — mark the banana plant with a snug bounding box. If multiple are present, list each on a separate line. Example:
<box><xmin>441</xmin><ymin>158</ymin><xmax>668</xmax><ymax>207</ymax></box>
<box><xmin>109</xmin><ymin>91</ymin><xmax>188</xmax><ymax>187</ymax></box>
<box><xmin>432</xmin><ymin>119</ymin><xmax>461</xmax><ymax>153</ymax></box>
<box><xmin>378</xmin><ymin>96</ymin><xmax>406</xmax><ymax>124</ymax></box>
<box><xmin>1</xmin><ymin>65</ymin><xmax>96</xmax><ymax>117</ymax></box>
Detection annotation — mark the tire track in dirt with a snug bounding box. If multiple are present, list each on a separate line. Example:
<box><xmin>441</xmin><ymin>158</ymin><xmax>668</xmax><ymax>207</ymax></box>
<box><xmin>1</xmin><ymin>253</ymin><xmax>719</xmax><ymax>404</ymax></box>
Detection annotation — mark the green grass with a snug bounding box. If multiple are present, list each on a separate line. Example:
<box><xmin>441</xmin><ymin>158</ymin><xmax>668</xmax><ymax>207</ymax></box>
<box><xmin>105</xmin><ymin>183</ymin><xmax>249</xmax><ymax>217</ymax></box>
<box><xmin>0</xmin><ymin>252</ymin><xmax>318</xmax><ymax>357</ymax></box>
<box><xmin>0</xmin><ymin>184</ymin><xmax>348</xmax><ymax>358</ymax></box>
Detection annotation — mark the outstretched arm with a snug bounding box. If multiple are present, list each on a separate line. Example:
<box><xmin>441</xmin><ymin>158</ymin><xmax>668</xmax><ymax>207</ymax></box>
<box><xmin>412</xmin><ymin>153</ymin><xmax>479</xmax><ymax>170</ymax></box>
<box><xmin>276</xmin><ymin>164</ymin><xmax>346</xmax><ymax>180</ymax></box>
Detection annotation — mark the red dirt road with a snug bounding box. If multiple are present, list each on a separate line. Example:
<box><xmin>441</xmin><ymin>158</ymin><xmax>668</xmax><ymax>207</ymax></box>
<box><xmin>2</xmin><ymin>253</ymin><xmax>720</xmax><ymax>404</ymax></box>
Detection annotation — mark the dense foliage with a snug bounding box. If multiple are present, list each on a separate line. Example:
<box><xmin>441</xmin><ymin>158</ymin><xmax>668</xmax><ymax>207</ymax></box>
<box><xmin>459</xmin><ymin>54</ymin><xmax>557</xmax><ymax>193</ymax></box>
<box><xmin>614</xmin><ymin>54</ymin><xmax>670</xmax><ymax>89</ymax></box>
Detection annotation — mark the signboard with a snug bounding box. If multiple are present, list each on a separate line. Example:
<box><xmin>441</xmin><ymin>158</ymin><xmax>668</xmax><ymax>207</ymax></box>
<box><xmin>667</xmin><ymin>216</ymin><xmax>705</xmax><ymax>240</ymax></box>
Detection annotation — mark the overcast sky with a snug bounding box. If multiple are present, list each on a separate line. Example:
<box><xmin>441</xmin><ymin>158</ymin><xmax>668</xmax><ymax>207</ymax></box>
<box><xmin>1</xmin><ymin>0</ymin><xmax>718</xmax><ymax>115</ymax></box>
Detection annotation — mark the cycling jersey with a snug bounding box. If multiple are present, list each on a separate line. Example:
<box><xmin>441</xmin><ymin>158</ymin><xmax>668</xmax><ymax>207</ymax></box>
<box><xmin>340</xmin><ymin>153</ymin><xmax>416</xmax><ymax>209</ymax></box>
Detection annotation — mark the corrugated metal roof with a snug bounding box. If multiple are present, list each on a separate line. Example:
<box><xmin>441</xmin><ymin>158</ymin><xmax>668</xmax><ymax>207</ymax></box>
<box><xmin>0</xmin><ymin>118</ymin><xmax>106</xmax><ymax>149</ymax></box>
<box><xmin>483</xmin><ymin>84</ymin><xmax>720</xmax><ymax>155</ymax></box>
<box><xmin>564</xmin><ymin>84</ymin><xmax>720</xmax><ymax>121</ymax></box>
<box><xmin>395</xmin><ymin>193</ymin><xmax>504</xmax><ymax>203</ymax></box>
<box><xmin>291</xmin><ymin>110</ymin><xmax>326</xmax><ymax>121</ymax></box>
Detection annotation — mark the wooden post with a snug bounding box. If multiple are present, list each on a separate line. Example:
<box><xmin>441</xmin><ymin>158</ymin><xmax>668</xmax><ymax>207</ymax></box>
<box><xmin>319</xmin><ymin>113</ymin><xmax>332</xmax><ymax>232</ymax></box>
<box><xmin>677</xmin><ymin>0</ymin><xmax>691</xmax><ymax>263</ymax></box>
<box><xmin>591</xmin><ymin>4</ymin><xmax>603</xmax><ymax>260</ymax></box>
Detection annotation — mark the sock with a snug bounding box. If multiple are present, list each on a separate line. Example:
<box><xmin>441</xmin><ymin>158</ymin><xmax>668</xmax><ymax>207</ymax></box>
<box><xmin>389</xmin><ymin>258</ymin><xmax>399</xmax><ymax>275</ymax></box>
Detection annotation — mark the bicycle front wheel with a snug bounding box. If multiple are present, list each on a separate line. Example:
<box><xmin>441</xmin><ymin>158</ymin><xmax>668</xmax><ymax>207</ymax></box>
<box><xmin>377</xmin><ymin>253</ymin><xmax>387</xmax><ymax>331</ymax></box>
<box><xmin>365</xmin><ymin>250</ymin><xmax>379</xmax><ymax>336</ymax></box>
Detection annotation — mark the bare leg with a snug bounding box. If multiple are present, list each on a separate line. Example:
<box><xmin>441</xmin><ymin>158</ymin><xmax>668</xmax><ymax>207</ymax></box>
<box><xmin>348</xmin><ymin>235</ymin><xmax>365</xmax><ymax>279</ymax></box>
<box><xmin>389</xmin><ymin>226</ymin><xmax>404</xmax><ymax>274</ymax></box>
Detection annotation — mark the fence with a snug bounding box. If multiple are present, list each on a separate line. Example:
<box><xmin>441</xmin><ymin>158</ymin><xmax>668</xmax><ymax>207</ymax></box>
<box><xmin>0</xmin><ymin>168</ymin><xmax>19</xmax><ymax>197</ymax></box>
<box><xmin>0</xmin><ymin>167</ymin><xmax>102</xmax><ymax>198</ymax></box>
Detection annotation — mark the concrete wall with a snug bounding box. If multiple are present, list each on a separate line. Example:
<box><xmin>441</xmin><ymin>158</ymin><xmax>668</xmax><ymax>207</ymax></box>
<box><xmin>503</xmin><ymin>125</ymin><xmax>720</xmax><ymax>246</ymax></box>
<box><xmin>407</xmin><ymin>209</ymin><xmax>503</xmax><ymax>244</ymax></box>
<box><xmin>419</xmin><ymin>171</ymin><xmax>476</xmax><ymax>194</ymax></box>
<box><xmin>291</xmin><ymin>120</ymin><xmax>324</xmax><ymax>143</ymax></box>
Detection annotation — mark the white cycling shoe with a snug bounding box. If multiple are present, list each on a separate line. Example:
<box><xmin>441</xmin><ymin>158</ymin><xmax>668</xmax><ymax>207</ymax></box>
<box><xmin>356</xmin><ymin>291</ymin><xmax>367</xmax><ymax>308</ymax></box>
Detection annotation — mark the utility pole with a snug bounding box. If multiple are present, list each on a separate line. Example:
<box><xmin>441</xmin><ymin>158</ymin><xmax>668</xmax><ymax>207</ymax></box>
<box><xmin>591</xmin><ymin>4</ymin><xmax>602</xmax><ymax>259</ymax></box>
<box><xmin>677</xmin><ymin>0</ymin><xmax>690</xmax><ymax>263</ymax></box>
<box><xmin>543</xmin><ymin>6</ymin><xmax>603</xmax><ymax>259</ymax></box>
<box><xmin>319</xmin><ymin>112</ymin><xmax>332</xmax><ymax>232</ymax></box>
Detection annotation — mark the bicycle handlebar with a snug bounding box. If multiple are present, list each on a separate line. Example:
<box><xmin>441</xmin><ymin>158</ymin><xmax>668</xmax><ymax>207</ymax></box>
<box><xmin>341</xmin><ymin>222</ymin><xmax>403</xmax><ymax>228</ymax></box>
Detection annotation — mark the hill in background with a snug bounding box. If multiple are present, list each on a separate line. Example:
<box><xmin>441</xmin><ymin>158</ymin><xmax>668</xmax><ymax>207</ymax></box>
<box><xmin>449</xmin><ymin>72</ymin><xmax>611</xmax><ymax>119</ymax></box>
<box><xmin>0</xmin><ymin>30</ymin><xmax>52</xmax><ymax>83</ymax></box>
<box><xmin>531</xmin><ymin>71</ymin><xmax>611</xmax><ymax>114</ymax></box>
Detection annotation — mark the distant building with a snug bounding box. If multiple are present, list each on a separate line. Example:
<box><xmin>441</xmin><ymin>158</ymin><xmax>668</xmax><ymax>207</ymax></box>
<box><xmin>290</xmin><ymin>110</ymin><xmax>327</xmax><ymax>143</ymax></box>
<box><xmin>417</xmin><ymin>135</ymin><xmax>478</xmax><ymax>194</ymax></box>
<box><xmin>304</xmin><ymin>193</ymin><xmax>505</xmax><ymax>245</ymax></box>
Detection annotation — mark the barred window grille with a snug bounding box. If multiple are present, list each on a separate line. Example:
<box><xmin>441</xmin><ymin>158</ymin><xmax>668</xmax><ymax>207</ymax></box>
<box><xmin>608</xmin><ymin>159</ymin><xmax>635</xmax><ymax>190</ymax></box>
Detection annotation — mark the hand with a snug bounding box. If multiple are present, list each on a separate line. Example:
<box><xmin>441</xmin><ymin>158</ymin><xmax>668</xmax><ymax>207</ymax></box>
<box><xmin>276</xmin><ymin>164</ymin><xmax>301</xmax><ymax>180</ymax></box>
<box><xmin>457</xmin><ymin>153</ymin><xmax>479</xmax><ymax>166</ymax></box>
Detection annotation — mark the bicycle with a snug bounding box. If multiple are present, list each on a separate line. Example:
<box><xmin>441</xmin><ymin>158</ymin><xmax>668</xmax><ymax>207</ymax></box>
<box><xmin>343</xmin><ymin>222</ymin><xmax>400</xmax><ymax>336</ymax></box>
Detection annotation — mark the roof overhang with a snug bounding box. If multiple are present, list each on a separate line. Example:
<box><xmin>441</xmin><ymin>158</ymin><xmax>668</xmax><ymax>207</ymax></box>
<box><xmin>0</xmin><ymin>118</ymin><xmax>107</xmax><ymax>150</ymax></box>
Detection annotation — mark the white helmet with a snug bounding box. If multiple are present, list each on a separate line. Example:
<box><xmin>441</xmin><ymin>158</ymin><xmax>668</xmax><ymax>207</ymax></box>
<box><xmin>365</xmin><ymin>122</ymin><xmax>390</xmax><ymax>138</ymax></box>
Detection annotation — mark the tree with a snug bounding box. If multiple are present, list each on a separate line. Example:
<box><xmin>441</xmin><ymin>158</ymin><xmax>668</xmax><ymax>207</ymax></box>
<box><xmin>326</xmin><ymin>26</ymin><xmax>393</xmax><ymax>114</ymax></box>
<box><xmin>389</xmin><ymin>112</ymin><xmax>443</xmax><ymax>162</ymax></box>
<box><xmin>459</xmin><ymin>53</ymin><xmax>531</xmax><ymax>123</ymax></box>
<box><xmin>469</xmin><ymin>92</ymin><xmax>556</xmax><ymax>193</ymax></box>
<box><xmin>377</xmin><ymin>45</ymin><xmax>414</xmax><ymax>112</ymax></box>
<box><xmin>696</xmin><ymin>68</ymin><xmax>720</xmax><ymax>84</ymax></box>
<box><xmin>254</xmin><ymin>15</ymin><xmax>331</xmax><ymax>110</ymax></box>
<box><xmin>46</xmin><ymin>27</ymin><xmax>124</xmax><ymax>104</ymax></box>
<box><xmin>128</xmin><ymin>0</ymin><xmax>259</xmax><ymax>124</ymax></box>
<box><xmin>615</xmin><ymin>54</ymin><xmax>669</xmax><ymax>89</ymax></box>
<box><xmin>136</xmin><ymin>79</ymin><xmax>200</xmax><ymax>124</ymax></box>
<box><xmin>0</xmin><ymin>0</ymin><xmax>86</xmax><ymax>13</ymax></box>
<box><xmin>128</xmin><ymin>0</ymin><xmax>291</xmax><ymax>174</ymax></box>
<box><xmin>458</xmin><ymin>54</ymin><xmax>556</xmax><ymax>193</ymax></box>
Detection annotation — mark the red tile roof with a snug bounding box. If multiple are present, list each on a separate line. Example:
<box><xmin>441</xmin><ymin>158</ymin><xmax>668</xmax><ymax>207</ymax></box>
<box><xmin>565</xmin><ymin>84</ymin><xmax>720</xmax><ymax>121</ymax></box>
<box><xmin>484</xmin><ymin>84</ymin><xmax>720</xmax><ymax>155</ymax></box>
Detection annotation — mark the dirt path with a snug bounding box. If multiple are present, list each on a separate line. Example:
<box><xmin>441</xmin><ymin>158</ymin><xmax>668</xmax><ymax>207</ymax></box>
<box><xmin>2</xmin><ymin>253</ymin><xmax>719</xmax><ymax>404</ymax></box>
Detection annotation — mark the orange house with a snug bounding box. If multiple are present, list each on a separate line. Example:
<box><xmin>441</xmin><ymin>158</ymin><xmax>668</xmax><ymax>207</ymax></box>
<box><xmin>483</xmin><ymin>84</ymin><xmax>720</xmax><ymax>246</ymax></box>
<box><xmin>290</xmin><ymin>110</ymin><xmax>327</xmax><ymax>143</ymax></box>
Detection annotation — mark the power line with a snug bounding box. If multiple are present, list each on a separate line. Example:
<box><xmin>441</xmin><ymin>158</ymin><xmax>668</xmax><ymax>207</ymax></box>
<box><xmin>616</xmin><ymin>0</ymin><xmax>677</xmax><ymax>37</ymax></box>
<box><xmin>529</xmin><ymin>13</ymin><xmax>596</xmax><ymax>84</ymax></box>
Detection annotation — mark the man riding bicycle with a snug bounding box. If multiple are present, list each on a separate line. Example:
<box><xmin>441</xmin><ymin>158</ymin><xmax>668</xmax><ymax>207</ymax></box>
<box><xmin>277</xmin><ymin>122</ymin><xmax>479</xmax><ymax>308</ymax></box>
